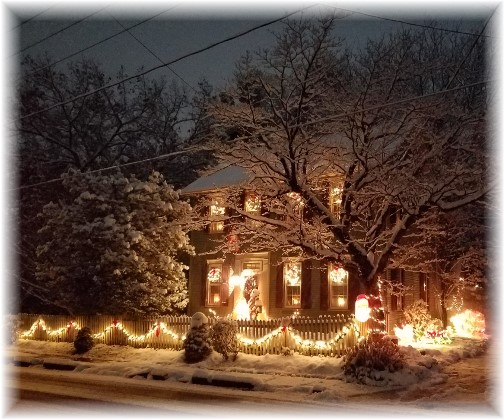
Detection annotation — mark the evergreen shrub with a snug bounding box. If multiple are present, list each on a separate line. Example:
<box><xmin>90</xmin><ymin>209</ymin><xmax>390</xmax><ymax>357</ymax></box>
<box><xmin>73</xmin><ymin>326</ymin><xmax>95</xmax><ymax>354</ymax></box>
<box><xmin>209</xmin><ymin>319</ymin><xmax>238</xmax><ymax>361</ymax></box>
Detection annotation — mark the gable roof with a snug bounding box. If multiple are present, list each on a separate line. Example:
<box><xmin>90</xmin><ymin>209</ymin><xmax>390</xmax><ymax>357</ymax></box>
<box><xmin>181</xmin><ymin>165</ymin><xmax>252</xmax><ymax>194</ymax></box>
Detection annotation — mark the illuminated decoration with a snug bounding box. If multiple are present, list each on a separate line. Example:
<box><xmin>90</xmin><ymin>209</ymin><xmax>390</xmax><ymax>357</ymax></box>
<box><xmin>18</xmin><ymin>316</ymin><xmax>363</xmax><ymax>356</ymax></box>
<box><xmin>207</xmin><ymin>266</ymin><xmax>222</xmax><ymax>283</ymax></box>
<box><xmin>284</xmin><ymin>261</ymin><xmax>301</xmax><ymax>286</ymax></box>
<box><xmin>329</xmin><ymin>266</ymin><xmax>348</xmax><ymax>284</ymax></box>
<box><xmin>355</xmin><ymin>294</ymin><xmax>371</xmax><ymax>322</ymax></box>
<box><xmin>19</xmin><ymin>318</ymin><xmax>185</xmax><ymax>344</ymax></box>
<box><xmin>450</xmin><ymin>309</ymin><xmax>487</xmax><ymax>338</ymax></box>
<box><xmin>394</xmin><ymin>324</ymin><xmax>415</xmax><ymax>346</ymax></box>
<box><xmin>228</xmin><ymin>274</ymin><xmax>243</xmax><ymax>292</ymax></box>
<box><xmin>19</xmin><ymin>319</ymin><xmax>79</xmax><ymax>339</ymax></box>
<box><xmin>234</xmin><ymin>296</ymin><xmax>252</xmax><ymax>320</ymax></box>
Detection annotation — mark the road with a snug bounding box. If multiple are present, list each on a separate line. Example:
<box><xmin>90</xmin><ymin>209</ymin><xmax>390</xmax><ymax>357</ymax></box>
<box><xmin>5</xmin><ymin>366</ymin><xmax>335</xmax><ymax>417</ymax></box>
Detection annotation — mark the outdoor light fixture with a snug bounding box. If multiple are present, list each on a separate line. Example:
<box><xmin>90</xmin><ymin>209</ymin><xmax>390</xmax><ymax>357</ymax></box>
<box><xmin>355</xmin><ymin>294</ymin><xmax>370</xmax><ymax>322</ymax></box>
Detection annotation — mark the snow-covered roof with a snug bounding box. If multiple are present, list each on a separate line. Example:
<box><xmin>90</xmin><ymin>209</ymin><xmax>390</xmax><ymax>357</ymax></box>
<box><xmin>181</xmin><ymin>165</ymin><xmax>252</xmax><ymax>194</ymax></box>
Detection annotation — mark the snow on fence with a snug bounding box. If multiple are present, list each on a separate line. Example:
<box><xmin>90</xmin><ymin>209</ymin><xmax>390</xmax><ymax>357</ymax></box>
<box><xmin>15</xmin><ymin>313</ymin><xmax>367</xmax><ymax>357</ymax></box>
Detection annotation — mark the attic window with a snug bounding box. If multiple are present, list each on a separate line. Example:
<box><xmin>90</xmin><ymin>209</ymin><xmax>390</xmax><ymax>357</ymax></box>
<box><xmin>329</xmin><ymin>185</ymin><xmax>342</xmax><ymax>216</ymax></box>
<box><xmin>209</xmin><ymin>198</ymin><xmax>225</xmax><ymax>233</ymax></box>
<box><xmin>244</xmin><ymin>192</ymin><xmax>261</xmax><ymax>214</ymax></box>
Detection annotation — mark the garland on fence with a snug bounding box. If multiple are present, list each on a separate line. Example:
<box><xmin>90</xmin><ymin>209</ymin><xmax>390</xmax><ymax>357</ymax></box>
<box><xmin>19</xmin><ymin>316</ymin><xmax>362</xmax><ymax>351</ymax></box>
<box><xmin>18</xmin><ymin>319</ymin><xmax>185</xmax><ymax>343</ymax></box>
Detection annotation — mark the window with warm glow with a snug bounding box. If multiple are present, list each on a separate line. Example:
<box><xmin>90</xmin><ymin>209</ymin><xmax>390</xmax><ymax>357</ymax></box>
<box><xmin>329</xmin><ymin>185</ymin><xmax>342</xmax><ymax>216</ymax></box>
<box><xmin>244</xmin><ymin>192</ymin><xmax>261</xmax><ymax>226</ymax></box>
<box><xmin>207</xmin><ymin>262</ymin><xmax>226</xmax><ymax>306</ymax></box>
<box><xmin>329</xmin><ymin>263</ymin><xmax>348</xmax><ymax>309</ymax></box>
<box><xmin>286</xmin><ymin>192</ymin><xmax>304</xmax><ymax>216</ymax></box>
<box><xmin>209</xmin><ymin>198</ymin><xmax>225</xmax><ymax>233</ymax></box>
<box><xmin>284</xmin><ymin>261</ymin><xmax>302</xmax><ymax>308</ymax></box>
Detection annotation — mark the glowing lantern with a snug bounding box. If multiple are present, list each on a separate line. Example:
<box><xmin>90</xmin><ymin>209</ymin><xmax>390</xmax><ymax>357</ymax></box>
<box><xmin>355</xmin><ymin>294</ymin><xmax>370</xmax><ymax>322</ymax></box>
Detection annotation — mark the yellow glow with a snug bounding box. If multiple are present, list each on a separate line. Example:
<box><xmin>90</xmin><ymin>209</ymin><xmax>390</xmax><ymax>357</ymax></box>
<box><xmin>355</xmin><ymin>297</ymin><xmax>370</xmax><ymax>322</ymax></box>
<box><xmin>212</xmin><ymin>294</ymin><xmax>221</xmax><ymax>304</ymax></box>
<box><xmin>233</xmin><ymin>296</ymin><xmax>250</xmax><ymax>320</ymax></box>
<box><xmin>337</xmin><ymin>297</ymin><xmax>346</xmax><ymax>307</ymax></box>
<box><xmin>394</xmin><ymin>324</ymin><xmax>415</xmax><ymax>346</ymax></box>
<box><xmin>450</xmin><ymin>310</ymin><xmax>487</xmax><ymax>338</ymax></box>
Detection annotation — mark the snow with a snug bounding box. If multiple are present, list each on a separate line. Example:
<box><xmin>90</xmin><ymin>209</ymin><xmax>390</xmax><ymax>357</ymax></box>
<box><xmin>5</xmin><ymin>336</ymin><xmax>500</xmax><ymax>417</ymax></box>
<box><xmin>181</xmin><ymin>165</ymin><xmax>251</xmax><ymax>194</ymax></box>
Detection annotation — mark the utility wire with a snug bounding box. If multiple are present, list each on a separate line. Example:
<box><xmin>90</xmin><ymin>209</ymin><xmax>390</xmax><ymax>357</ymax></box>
<box><xmin>9</xmin><ymin>2</ymin><xmax>60</xmax><ymax>31</ymax></box>
<box><xmin>11</xmin><ymin>148</ymin><xmax>199</xmax><ymax>192</ymax></box>
<box><xmin>319</xmin><ymin>2</ymin><xmax>493</xmax><ymax>38</ymax></box>
<box><xmin>11</xmin><ymin>5</ymin><xmax>111</xmax><ymax>57</ymax></box>
<box><xmin>108</xmin><ymin>12</ymin><xmax>197</xmax><ymax>93</ymax></box>
<box><xmin>297</xmin><ymin>79</ymin><xmax>489</xmax><ymax>129</ymax></box>
<box><xmin>13</xmin><ymin>77</ymin><xmax>489</xmax><ymax>193</ymax></box>
<box><xmin>18</xmin><ymin>6</ymin><xmax>315</xmax><ymax>121</ymax></box>
<box><xmin>20</xmin><ymin>7</ymin><xmax>179</xmax><ymax>79</ymax></box>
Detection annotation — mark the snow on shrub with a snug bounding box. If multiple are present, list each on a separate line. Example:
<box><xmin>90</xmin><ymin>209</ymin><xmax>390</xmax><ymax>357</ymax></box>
<box><xmin>209</xmin><ymin>319</ymin><xmax>239</xmax><ymax>361</ymax></box>
<box><xmin>183</xmin><ymin>313</ymin><xmax>212</xmax><ymax>363</ymax></box>
<box><xmin>401</xmin><ymin>300</ymin><xmax>451</xmax><ymax>344</ymax></box>
<box><xmin>73</xmin><ymin>327</ymin><xmax>95</xmax><ymax>354</ymax></box>
<box><xmin>341</xmin><ymin>334</ymin><xmax>405</xmax><ymax>384</ymax></box>
<box><xmin>5</xmin><ymin>315</ymin><xmax>20</xmax><ymax>344</ymax></box>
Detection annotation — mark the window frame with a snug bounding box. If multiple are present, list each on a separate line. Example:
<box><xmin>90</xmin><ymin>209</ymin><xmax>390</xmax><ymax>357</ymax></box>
<box><xmin>328</xmin><ymin>263</ymin><xmax>349</xmax><ymax>309</ymax></box>
<box><xmin>283</xmin><ymin>260</ymin><xmax>302</xmax><ymax>309</ymax></box>
<box><xmin>208</xmin><ymin>196</ymin><xmax>225</xmax><ymax>233</ymax></box>
<box><xmin>206</xmin><ymin>260</ymin><xmax>227</xmax><ymax>306</ymax></box>
<box><xmin>390</xmin><ymin>268</ymin><xmax>404</xmax><ymax>311</ymax></box>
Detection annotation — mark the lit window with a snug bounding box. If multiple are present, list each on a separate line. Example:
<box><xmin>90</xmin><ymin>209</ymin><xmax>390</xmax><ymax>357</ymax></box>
<box><xmin>209</xmin><ymin>198</ymin><xmax>225</xmax><ymax>233</ymax></box>
<box><xmin>207</xmin><ymin>262</ymin><xmax>227</xmax><ymax>306</ymax></box>
<box><xmin>329</xmin><ymin>185</ymin><xmax>342</xmax><ymax>216</ymax></box>
<box><xmin>244</xmin><ymin>192</ymin><xmax>261</xmax><ymax>227</ymax></box>
<box><xmin>329</xmin><ymin>263</ymin><xmax>348</xmax><ymax>309</ymax></box>
<box><xmin>286</xmin><ymin>192</ymin><xmax>304</xmax><ymax>217</ymax></box>
<box><xmin>284</xmin><ymin>260</ymin><xmax>301</xmax><ymax>308</ymax></box>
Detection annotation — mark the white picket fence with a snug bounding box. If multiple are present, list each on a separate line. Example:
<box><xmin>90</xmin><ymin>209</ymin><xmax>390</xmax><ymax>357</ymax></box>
<box><xmin>14</xmin><ymin>313</ymin><xmax>368</xmax><ymax>357</ymax></box>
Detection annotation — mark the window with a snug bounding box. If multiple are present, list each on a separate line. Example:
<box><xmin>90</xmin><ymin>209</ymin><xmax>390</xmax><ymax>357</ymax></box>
<box><xmin>209</xmin><ymin>198</ymin><xmax>225</xmax><ymax>233</ymax></box>
<box><xmin>286</xmin><ymin>192</ymin><xmax>304</xmax><ymax>217</ymax></box>
<box><xmin>329</xmin><ymin>185</ymin><xmax>342</xmax><ymax>216</ymax></box>
<box><xmin>390</xmin><ymin>268</ymin><xmax>404</xmax><ymax>311</ymax></box>
<box><xmin>244</xmin><ymin>192</ymin><xmax>261</xmax><ymax>226</ymax></box>
<box><xmin>328</xmin><ymin>263</ymin><xmax>348</xmax><ymax>309</ymax></box>
<box><xmin>284</xmin><ymin>260</ymin><xmax>302</xmax><ymax>308</ymax></box>
<box><xmin>206</xmin><ymin>262</ymin><xmax>227</xmax><ymax>306</ymax></box>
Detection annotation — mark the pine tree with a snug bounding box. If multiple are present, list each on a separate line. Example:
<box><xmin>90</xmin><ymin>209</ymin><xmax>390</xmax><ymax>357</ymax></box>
<box><xmin>36</xmin><ymin>169</ymin><xmax>194</xmax><ymax>316</ymax></box>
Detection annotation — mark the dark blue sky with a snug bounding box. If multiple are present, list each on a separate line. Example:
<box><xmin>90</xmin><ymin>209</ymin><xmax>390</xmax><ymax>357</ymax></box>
<box><xmin>7</xmin><ymin>3</ymin><xmax>492</xmax><ymax>93</ymax></box>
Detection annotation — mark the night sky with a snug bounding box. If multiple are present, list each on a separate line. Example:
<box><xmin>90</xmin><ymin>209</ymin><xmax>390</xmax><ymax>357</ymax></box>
<box><xmin>6</xmin><ymin>2</ymin><xmax>492</xmax><ymax>94</ymax></box>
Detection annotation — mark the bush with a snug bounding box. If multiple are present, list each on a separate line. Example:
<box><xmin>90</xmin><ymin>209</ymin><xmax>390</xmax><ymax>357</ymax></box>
<box><xmin>342</xmin><ymin>335</ymin><xmax>404</xmax><ymax>384</ymax></box>
<box><xmin>209</xmin><ymin>319</ymin><xmax>238</xmax><ymax>361</ymax></box>
<box><xmin>73</xmin><ymin>327</ymin><xmax>95</xmax><ymax>354</ymax></box>
<box><xmin>183</xmin><ymin>324</ymin><xmax>213</xmax><ymax>363</ymax></box>
<box><xmin>403</xmin><ymin>300</ymin><xmax>447</xmax><ymax>342</ymax></box>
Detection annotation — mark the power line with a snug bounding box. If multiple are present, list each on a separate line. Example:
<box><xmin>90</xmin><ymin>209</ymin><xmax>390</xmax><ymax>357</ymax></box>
<box><xmin>18</xmin><ymin>6</ymin><xmax>315</xmax><ymax>121</ymax></box>
<box><xmin>108</xmin><ymin>12</ymin><xmax>197</xmax><ymax>93</ymax></box>
<box><xmin>319</xmin><ymin>2</ymin><xmax>493</xmax><ymax>39</ymax></box>
<box><xmin>11</xmin><ymin>147</ymin><xmax>199</xmax><ymax>192</ymax></box>
<box><xmin>11</xmin><ymin>5</ymin><xmax>111</xmax><ymax>57</ymax></box>
<box><xmin>20</xmin><ymin>7</ymin><xmax>179</xmax><ymax>79</ymax></box>
<box><xmin>298</xmin><ymin>79</ymin><xmax>489</xmax><ymax>129</ymax></box>
<box><xmin>9</xmin><ymin>2</ymin><xmax>60</xmax><ymax>32</ymax></box>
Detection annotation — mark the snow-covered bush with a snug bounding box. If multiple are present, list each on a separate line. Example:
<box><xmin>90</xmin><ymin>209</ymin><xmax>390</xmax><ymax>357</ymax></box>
<box><xmin>342</xmin><ymin>335</ymin><xmax>405</xmax><ymax>384</ymax></box>
<box><xmin>73</xmin><ymin>327</ymin><xmax>94</xmax><ymax>354</ymax></box>
<box><xmin>36</xmin><ymin>169</ymin><xmax>194</xmax><ymax>316</ymax></box>
<box><xmin>209</xmin><ymin>319</ymin><xmax>238</xmax><ymax>361</ymax></box>
<box><xmin>183</xmin><ymin>313</ymin><xmax>212</xmax><ymax>363</ymax></box>
<box><xmin>402</xmin><ymin>300</ymin><xmax>449</xmax><ymax>343</ymax></box>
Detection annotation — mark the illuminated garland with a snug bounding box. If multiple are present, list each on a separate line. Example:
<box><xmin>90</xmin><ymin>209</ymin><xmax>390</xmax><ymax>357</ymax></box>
<box><xmin>19</xmin><ymin>316</ymin><xmax>362</xmax><ymax>354</ymax></box>
<box><xmin>19</xmin><ymin>319</ymin><xmax>185</xmax><ymax>343</ymax></box>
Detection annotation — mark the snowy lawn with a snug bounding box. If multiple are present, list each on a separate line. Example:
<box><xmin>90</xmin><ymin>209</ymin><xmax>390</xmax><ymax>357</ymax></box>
<box><xmin>7</xmin><ymin>335</ymin><xmax>495</xmax><ymax>409</ymax></box>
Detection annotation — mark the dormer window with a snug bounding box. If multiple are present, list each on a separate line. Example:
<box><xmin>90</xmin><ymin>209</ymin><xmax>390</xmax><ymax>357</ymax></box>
<box><xmin>244</xmin><ymin>192</ymin><xmax>261</xmax><ymax>215</ymax></box>
<box><xmin>329</xmin><ymin>185</ymin><xmax>342</xmax><ymax>216</ymax></box>
<box><xmin>209</xmin><ymin>197</ymin><xmax>225</xmax><ymax>233</ymax></box>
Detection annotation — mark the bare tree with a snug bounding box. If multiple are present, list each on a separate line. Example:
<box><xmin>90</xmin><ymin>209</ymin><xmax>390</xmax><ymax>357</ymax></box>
<box><xmin>196</xmin><ymin>16</ymin><xmax>489</xmax><ymax>295</ymax></box>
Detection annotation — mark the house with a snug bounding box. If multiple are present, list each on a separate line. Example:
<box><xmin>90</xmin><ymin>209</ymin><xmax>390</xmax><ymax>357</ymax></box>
<box><xmin>181</xmin><ymin>166</ymin><xmax>444</xmax><ymax>334</ymax></box>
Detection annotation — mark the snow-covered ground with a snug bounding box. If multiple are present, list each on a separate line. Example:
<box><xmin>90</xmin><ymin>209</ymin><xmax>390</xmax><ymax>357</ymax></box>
<box><xmin>4</xmin><ymin>335</ymin><xmax>500</xmax><ymax>417</ymax></box>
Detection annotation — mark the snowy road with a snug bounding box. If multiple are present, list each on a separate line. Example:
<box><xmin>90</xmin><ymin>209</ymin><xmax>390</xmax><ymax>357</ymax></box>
<box><xmin>5</xmin><ymin>366</ymin><xmax>345</xmax><ymax>417</ymax></box>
